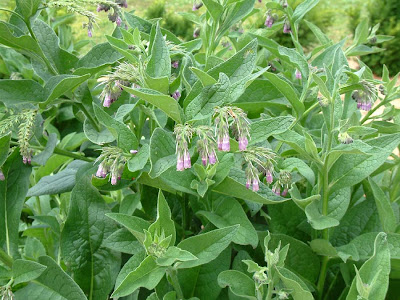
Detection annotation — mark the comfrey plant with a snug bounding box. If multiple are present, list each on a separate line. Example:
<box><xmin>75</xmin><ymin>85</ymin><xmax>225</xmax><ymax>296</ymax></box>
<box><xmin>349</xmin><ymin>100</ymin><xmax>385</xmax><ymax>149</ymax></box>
<box><xmin>0</xmin><ymin>0</ymin><xmax>399</xmax><ymax>300</ymax></box>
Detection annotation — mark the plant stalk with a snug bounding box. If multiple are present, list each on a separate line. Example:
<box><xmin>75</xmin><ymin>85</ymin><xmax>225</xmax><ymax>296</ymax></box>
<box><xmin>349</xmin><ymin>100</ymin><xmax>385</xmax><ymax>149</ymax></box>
<box><xmin>167</xmin><ymin>268</ymin><xmax>184</xmax><ymax>299</ymax></box>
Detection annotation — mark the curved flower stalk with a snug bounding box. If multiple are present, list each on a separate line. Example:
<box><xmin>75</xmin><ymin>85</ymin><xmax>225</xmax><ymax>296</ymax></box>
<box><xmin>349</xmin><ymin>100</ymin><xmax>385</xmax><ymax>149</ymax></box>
<box><xmin>213</xmin><ymin>106</ymin><xmax>250</xmax><ymax>152</ymax></box>
<box><xmin>242</xmin><ymin>146</ymin><xmax>277</xmax><ymax>192</ymax></box>
<box><xmin>174</xmin><ymin>124</ymin><xmax>194</xmax><ymax>171</ymax></box>
<box><xmin>272</xmin><ymin>171</ymin><xmax>292</xmax><ymax>196</ymax></box>
<box><xmin>95</xmin><ymin>146</ymin><xmax>133</xmax><ymax>185</ymax></box>
<box><xmin>351</xmin><ymin>80</ymin><xmax>379</xmax><ymax>111</ymax></box>
<box><xmin>194</xmin><ymin>126</ymin><xmax>217</xmax><ymax>166</ymax></box>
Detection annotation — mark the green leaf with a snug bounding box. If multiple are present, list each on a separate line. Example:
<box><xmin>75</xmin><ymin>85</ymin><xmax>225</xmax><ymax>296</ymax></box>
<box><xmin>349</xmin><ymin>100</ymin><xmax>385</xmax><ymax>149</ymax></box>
<box><xmin>147</xmin><ymin>22</ymin><xmax>171</xmax><ymax>78</ymax></box>
<box><xmin>190</xmin><ymin>67</ymin><xmax>217</xmax><ymax>87</ymax></box>
<box><xmin>329</xmin><ymin>133</ymin><xmax>400</xmax><ymax>192</ymax></box>
<box><xmin>292</xmin><ymin>0</ymin><xmax>320</xmax><ymax>25</ymax></box>
<box><xmin>12</xmin><ymin>259</ymin><xmax>46</xmax><ymax>285</ymax></box>
<box><xmin>156</xmin><ymin>246</ymin><xmax>198</xmax><ymax>266</ymax></box>
<box><xmin>305</xmin><ymin>200</ymin><xmax>340</xmax><ymax>230</ymax></box>
<box><xmin>367</xmin><ymin>178</ymin><xmax>397</xmax><ymax>233</ymax></box>
<box><xmin>93</xmin><ymin>103</ymin><xmax>138</xmax><ymax>151</ymax></box>
<box><xmin>112</xmin><ymin>256</ymin><xmax>167</xmax><ymax>298</ymax></box>
<box><xmin>32</xmin><ymin>133</ymin><xmax>58</xmax><ymax>165</ymax></box>
<box><xmin>128</xmin><ymin>144</ymin><xmax>150</xmax><ymax>173</ymax></box>
<box><xmin>74</xmin><ymin>43</ymin><xmax>123</xmax><ymax>75</ymax></box>
<box><xmin>281</xmin><ymin>157</ymin><xmax>315</xmax><ymax>185</ymax></box>
<box><xmin>0</xmin><ymin>134</ymin><xmax>11</xmax><ymax>167</ymax></box>
<box><xmin>60</xmin><ymin>174</ymin><xmax>121</xmax><ymax>300</ymax></box>
<box><xmin>177</xmin><ymin>225</ymin><xmax>239</xmax><ymax>269</ymax></box>
<box><xmin>213</xmin><ymin>168</ymin><xmax>286</xmax><ymax>205</ymax></box>
<box><xmin>106</xmin><ymin>213</ymin><xmax>151</xmax><ymax>244</ymax></box>
<box><xmin>16</xmin><ymin>0</ymin><xmax>41</xmax><ymax>20</ymax></box>
<box><xmin>304</xmin><ymin>20</ymin><xmax>331</xmax><ymax>45</ymax></box>
<box><xmin>148</xmin><ymin>190</ymin><xmax>176</xmax><ymax>246</ymax></box>
<box><xmin>0</xmin><ymin>79</ymin><xmax>45</xmax><ymax>106</ymax></box>
<box><xmin>275</xmin><ymin>267</ymin><xmax>314</xmax><ymax>300</ymax></box>
<box><xmin>178</xmin><ymin>247</ymin><xmax>231</xmax><ymax>299</ymax></box>
<box><xmin>149</xmin><ymin>128</ymin><xmax>176</xmax><ymax>178</ymax></box>
<box><xmin>217</xmin><ymin>270</ymin><xmax>256</xmax><ymax>299</ymax></box>
<box><xmin>103</xmin><ymin>228</ymin><xmax>143</xmax><ymax>254</ymax></box>
<box><xmin>185</xmin><ymin>73</ymin><xmax>230</xmax><ymax>121</ymax></box>
<box><xmin>42</xmin><ymin>74</ymin><xmax>90</xmax><ymax>106</ymax></box>
<box><xmin>27</xmin><ymin>160</ymin><xmax>87</xmax><ymax>197</ymax></box>
<box><xmin>202</xmin><ymin>0</ymin><xmax>223</xmax><ymax>20</ymax></box>
<box><xmin>14</xmin><ymin>256</ymin><xmax>87</xmax><ymax>300</ymax></box>
<box><xmin>123</xmin><ymin>86</ymin><xmax>182</xmax><ymax>123</ymax></box>
<box><xmin>264</xmin><ymin>72</ymin><xmax>304</xmax><ymax>118</ymax></box>
<box><xmin>0</xmin><ymin>149</ymin><xmax>31</xmax><ymax>257</ymax></box>
<box><xmin>197</xmin><ymin>197</ymin><xmax>258</xmax><ymax>247</ymax></box>
<box><xmin>310</xmin><ymin>239</ymin><xmax>338</xmax><ymax>257</ymax></box>
<box><xmin>353</xmin><ymin>18</ymin><xmax>369</xmax><ymax>46</ymax></box>
<box><xmin>346</xmin><ymin>233</ymin><xmax>390</xmax><ymax>300</ymax></box>
<box><xmin>83</xmin><ymin>120</ymin><xmax>115</xmax><ymax>145</ymax></box>
<box><xmin>250</xmin><ymin>116</ymin><xmax>295</xmax><ymax>145</ymax></box>
<box><xmin>115</xmin><ymin>248</ymin><xmax>146</xmax><ymax>288</ymax></box>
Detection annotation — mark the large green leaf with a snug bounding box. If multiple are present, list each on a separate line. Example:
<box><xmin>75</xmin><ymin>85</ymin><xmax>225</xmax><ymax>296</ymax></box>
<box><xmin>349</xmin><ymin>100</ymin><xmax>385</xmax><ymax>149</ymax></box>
<box><xmin>292</xmin><ymin>0</ymin><xmax>320</xmax><ymax>25</ymax></box>
<box><xmin>0</xmin><ymin>79</ymin><xmax>45</xmax><ymax>106</ymax></box>
<box><xmin>112</xmin><ymin>256</ymin><xmax>167</xmax><ymax>298</ymax></box>
<box><xmin>12</xmin><ymin>259</ymin><xmax>46</xmax><ymax>285</ymax></box>
<box><xmin>0</xmin><ymin>149</ymin><xmax>31</xmax><ymax>257</ymax></box>
<box><xmin>147</xmin><ymin>22</ymin><xmax>171</xmax><ymax>78</ymax></box>
<box><xmin>346</xmin><ymin>233</ymin><xmax>390</xmax><ymax>300</ymax></box>
<box><xmin>16</xmin><ymin>0</ymin><xmax>41</xmax><ymax>21</ymax></box>
<box><xmin>176</xmin><ymin>226</ymin><xmax>239</xmax><ymax>269</ymax></box>
<box><xmin>197</xmin><ymin>196</ymin><xmax>258</xmax><ymax>247</ymax></box>
<box><xmin>60</xmin><ymin>173</ymin><xmax>120</xmax><ymax>300</ymax></box>
<box><xmin>276</xmin><ymin>267</ymin><xmax>314</xmax><ymax>300</ymax></box>
<box><xmin>329</xmin><ymin>134</ymin><xmax>400</xmax><ymax>192</ymax></box>
<box><xmin>217</xmin><ymin>270</ymin><xmax>256</xmax><ymax>299</ymax></box>
<box><xmin>14</xmin><ymin>256</ymin><xmax>87</xmax><ymax>300</ymax></box>
<box><xmin>123</xmin><ymin>86</ymin><xmax>183</xmax><ymax>123</ymax></box>
<box><xmin>106</xmin><ymin>213</ymin><xmax>151</xmax><ymax>244</ymax></box>
<box><xmin>149</xmin><ymin>128</ymin><xmax>176</xmax><ymax>178</ymax></box>
<box><xmin>0</xmin><ymin>134</ymin><xmax>11</xmax><ymax>167</ymax></box>
<box><xmin>250</xmin><ymin>116</ymin><xmax>295</xmax><ymax>145</ymax></box>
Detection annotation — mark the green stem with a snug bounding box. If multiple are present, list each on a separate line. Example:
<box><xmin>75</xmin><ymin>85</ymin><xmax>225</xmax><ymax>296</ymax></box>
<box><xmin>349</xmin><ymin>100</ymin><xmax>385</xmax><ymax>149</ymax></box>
<box><xmin>360</xmin><ymin>98</ymin><xmax>386</xmax><ymax>124</ymax></box>
<box><xmin>0</xmin><ymin>247</ymin><xmax>13</xmax><ymax>268</ymax></box>
<box><xmin>167</xmin><ymin>268</ymin><xmax>184</xmax><ymax>299</ymax></box>
<box><xmin>76</xmin><ymin>103</ymin><xmax>101</xmax><ymax>132</ymax></box>
<box><xmin>265</xmin><ymin>269</ymin><xmax>274</xmax><ymax>300</ymax></box>
<box><xmin>316</xmin><ymin>256</ymin><xmax>329</xmax><ymax>299</ymax></box>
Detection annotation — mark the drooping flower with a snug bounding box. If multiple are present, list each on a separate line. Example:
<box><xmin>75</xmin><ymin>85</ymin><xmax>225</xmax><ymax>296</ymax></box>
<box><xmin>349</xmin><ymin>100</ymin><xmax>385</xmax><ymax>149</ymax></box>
<box><xmin>116</xmin><ymin>16</ymin><xmax>122</xmax><ymax>26</ymax></box>
<box><xmin>272</xmin><ymin>184</ymin><xmax>281</xmax><ymax>196</ymax></box>
<box><xmin>0</xmin><ymin>169</ymin><xmax>5</xmax><ymax>181</ymax></box>
<box><xmin>245</xmin><ymin>163</ymin><xmax>260</xmax><ymax>192</ymax></box>
<box><xmin>171</xmin><ymin>60</ymin><xmax>179</xmax><ymax>69</ymax></box>
<box><xmin>195</xmin><ymin>126</ymin><xmax>217</xmax><ymax>167</ymax></box>
<box><xmin>193</xmin><ymin>28</ymin><xmax>200</xmax><ymax>38</ymax></box>
<box><xmin>280</xmin><ymin>0</ymin><xmax>288</xmax><ymax>8</ymax></box>
<box><xmin>192</xmin><ymin>1</ymin><xmax>203</xmax><ymax>11</ymax></box>
<box><xmin>174</xmin><ymin>124</ymin><xmax>193</xmax><ymax>171</ymax></box>
<box><xmin>351</xmin><ymin>81</ymin><xmax>378</xmax><ymax>112</ymax></box>
<box><xmin>283</xmin><ymin>19</ymin><xmax>291</xmax><ymax>34</ymax></box>
<box><xmin>97</xmin><ymin>4</ymin><xmax>110</xmax><ymax>12</ymax></box>
<box><xmin>265</xmin><ymin>10</ymin><xmax>274</xmax><ymax>28</ymax></box>
<box><xmin>116</xmin><ymin>0</ymin><xmax>128</xmax><ymax>8</ymax></box>
<box><xmin>94</xmin><ymin>147</ymin><xmax>129</xmax><ymax>185</ymax></box>
<box><xmin>295</xmin><ymin>69</ymin><xmax>302</xmax><ymax>80</ymax></box>
<box><xmin>172</xmin><ymin>90</ymin><xmax>181</xmax><ymax>100</ymax></box>
<box><xmin>273</xmin><ymin>171</ymin><xmax>291</xmax><ymax>196</ymax></box>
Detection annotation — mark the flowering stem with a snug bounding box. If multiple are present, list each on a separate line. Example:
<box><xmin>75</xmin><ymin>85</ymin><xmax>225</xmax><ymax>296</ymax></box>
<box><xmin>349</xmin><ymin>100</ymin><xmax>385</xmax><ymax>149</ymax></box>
<box><xmin>316</xmin><ymin>256</ymin><xmax>329</xmax><ymax>299</ymax></box>
<box><xmin>360</xmin><ymin>96</ymin><xmax>386</xmax><ymax>124</ymax></box>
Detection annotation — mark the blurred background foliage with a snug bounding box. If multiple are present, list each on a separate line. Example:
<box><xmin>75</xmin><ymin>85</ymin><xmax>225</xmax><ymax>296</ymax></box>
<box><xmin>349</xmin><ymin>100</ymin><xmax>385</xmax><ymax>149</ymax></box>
<box><xmin>1</xmin><ymin>0</ymin><xmax>399</xmax><ymax>77</ymax></box>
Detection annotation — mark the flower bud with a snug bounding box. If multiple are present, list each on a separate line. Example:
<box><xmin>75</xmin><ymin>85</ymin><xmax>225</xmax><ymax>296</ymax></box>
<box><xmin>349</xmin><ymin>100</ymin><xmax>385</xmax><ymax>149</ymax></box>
<box><xmin>379</xmin><ymin>85</ymin><xmax>386</xmax><ymax>95</ymax></box>
<box><xmin>111</xmin><ymin>174</ymin><xmax>118</xmax><ymax>185</ymax></box>
<box><xmin>318</xmin><ymin>96</ymin><xmax>329</xmax><ymax>107</ymax></box>
<box><xmin>252</xmin><ymin>178</ymin><xmax>260</xmax><ymax>192</ymax></box>
<box><xmin>283</xmin><ymin>21</ymin><xmax>291</xmax><ymax>34</ymax></box>
<box><xmin>221</xmin><ymin>134</ymin><xmax>230</xmax><ymax>151</ymax></box>
<box><xmin>172</xmin><ymin>90</ymin><xmax>181</xmax><ymax>100</ymax></box>
<box><xmin>295</xmin><ymin>69</ymin><xmax>302</xmax><ymax>79</ymax></box>
<box><xmin>171</xmin><ymin>61</ymin><xmax>179</xmax><ymax>69</ymax></box>
<box><xmin>281</xmin><ymin>189</ymin><xmax>288</xmax><ymax>196</ymax></box>
<box><xmin>192</xmin><ymin>1</ymin><xmax>203</xmax><ymax>11</ymax></box>
<box><xmin>0</xmin><ymin>170</ymin><xmax>4</xmax><ymax>181</ymax></box>
<box><xmin>116</xmin><ymin>16</ymin><xmax>122</xmax><ymax>26</ymax></box>
<box><xmin>246</xmin><ymin>177</ymin><xmax>251</xmax><ymax>189</ymax></box>
<box><xmin>272</xmin><ymin>185</ymin><xmax>281</xmax><ymax>196</ymax></box>
<box><xmin>193</xmin><ymin>28</ymin><xmax>200</xmax><ymax>38</ymax></box>
<box><xmin>369</xmin><ymin>36</ymin><xmax>377</xmax><ymax>44</ymax></box>
<box><xmin>265</xmin><ymin>171</ymin><xmax>273</xmax><ymax>184</ymax></box>
<box><xmin>265</xmin><ymin>11</ymin><xmax>274</xmax><ymax>28</ymax></box>
<box><xmin>130</xmin><ymin>149</ymin><xmax>138</xmax><ymax>154</ymax></box>
<box><xmin>238</xmin><ymin>136</ymin><xmax>248</xmax><ymax>151</ymax></box>
<box><xmin>338</xmin><ymin>132</ymin><xmax>353</xmax><ymax>144</ymax></box>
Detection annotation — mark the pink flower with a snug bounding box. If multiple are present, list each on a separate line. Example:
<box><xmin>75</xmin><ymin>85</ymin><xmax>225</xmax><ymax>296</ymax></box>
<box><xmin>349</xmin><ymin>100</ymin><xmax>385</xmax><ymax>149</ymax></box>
<box><xmin>208</xmin><ymin>151</ymin><xmax>217</xmax><ymax>165</ymax></box>
<box><xmin>252</xmin><ymin>179</ymin><xmax>259</xmax><ymax>192</ymax></box>
<box><xmin>266</xmin><ymin>171</ymin><xmax>273</xmax><ymax>184</ymax></box>
<box><xmin>238</xmin><ymin>136</ymin><xmax>248</xmax><ymax>151</ymax></box>
<box><xmin>295</xmin><ymin>69</ymin><xmax>302</xmax><ymax>79</ymax></box>
<box><xmin>183</xmin><ymin>151</ymin><xmax>191</xmax><ymax>169</ymax></box>
<box><xmin>0</xmin><ymin>170</ymin><xmax>4</xmax><ymax>181</ymax></box>
<box><xmin>177</xmin><ymin>153</ymin><xmax>184</xmax><ymax>171</ymax></box>
<box><xmin>246</xmin><ymin>178</ymin><xmax>251</xmax><ymax>189</ymax></box>
<box><xmin>111</xmin><ymin>174</ymin><xmax>117</xmax><ymax>185</ymax></box>
<box><xmin>221</xmin><ymin>134</ymin><xmax>230</xmax><ymax>152</ymax></box>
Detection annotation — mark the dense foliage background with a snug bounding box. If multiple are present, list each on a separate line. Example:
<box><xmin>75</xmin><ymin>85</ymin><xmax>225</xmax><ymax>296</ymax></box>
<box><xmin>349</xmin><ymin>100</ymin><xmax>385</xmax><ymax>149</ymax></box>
<box><xmin>0</xmin><ymin>0</ymin><xmax>399</xmax><ymax>300</ymax></box>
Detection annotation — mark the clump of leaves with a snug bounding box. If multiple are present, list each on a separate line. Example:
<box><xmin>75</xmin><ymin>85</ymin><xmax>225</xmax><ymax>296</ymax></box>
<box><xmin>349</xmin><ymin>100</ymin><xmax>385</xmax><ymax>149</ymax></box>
<box><xmin>0</xmin><ymin>0</ymin><xmax>399</xmax><ymax>300</ymax></box>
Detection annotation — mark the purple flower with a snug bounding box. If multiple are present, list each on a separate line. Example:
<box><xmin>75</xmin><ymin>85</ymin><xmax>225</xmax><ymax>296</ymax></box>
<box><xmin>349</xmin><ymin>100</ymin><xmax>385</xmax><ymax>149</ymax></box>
<box><xmin>23</xmin><ymin>154</ymin><xmax>31</xmax><ymax>165</ymax></box>
<box><xmin>177</xmin><ymin>153</ymin><xmax>184</xmax><ymax>171</ymax></box>
<box><xmin>103</xmin><ymin>93</ymin><xmax>112</xmax><ymax>107</ymax></box>
<box><xmin>295</xmin><ymin>69</ymin><xmax>302</xmax><ymax>80</ymax></box>
<box><xmin>238</xmin><ymin>136</ymin><xmax>248</xmax><ymax>151</ymax></box>
<box><xmin>201</xmin><ymin>155</ymin><xmax>207</xmax><ymax>166</ymax></box>
<box><xmin>88</xmin><ymin>28</ymin><xmax>92</xmax><ymax>37</ymax></box>
<box><xmin>258</xmin><ymin>0</ymin><xmax>262</xmax><ymax>2</ymax></box>
<box><xmin>130</xmin><ymin>149</ymin><xmax>138</xmax><ymax>154</ymax></box>
<box><xmin>272</xmin><ymin>185</ymin><xmax>281</xmax><ymax>196</ymax></box>
<box><xmin>246</xmin><ymin>178</ymin><xmax>251</xmax><ymax>189</ymax></box>
<box><xmin>221</xmin><ymin>134</ymin><xmax>230</xmax><ymax>151</ymax></box>
<box><xmin>283</xmin><ymin>21</ymin><xmax>291</xmax><ymax>34</ymax></box>
<box><xmin>281</xmin><ymin>189</ymin><xmax>288</xmax><ymax>196</ymax></box>
<box><xmin>193</xmin><ymin>28</ymin><xmax>200</xmax><ymax>38</ymax></box>
<box><xmin>0</xmin><ymin>170</ymin><xmax>4</xmax><ymax>181</ymax></box>
<box><xmin>192</xmin><ymin>1</ymin><xmax>203</xmax><ymax>11</ymax></box>
<box><xmin>97</xmin><ymin>4</ymin><xmax>110</xmax><ymax>12</ymax></box>
<box><xmin>252</xmin><ymin>178</ymin><xmax>260</xmax><ymax>192</ymax></box>
<box><xmin>208</xmin><ymin>151</ymin><xmax>217</xmax><ymax>165</ymax></box>
<box><xmin>171</xmin><ymin>61</ymin><xmax>179</xmax><ymax>69</ymax></box>
<box><xmin>184</xmin><ymin>151</ymin><xmax>191</xmax><ymax>169</ymax></box>
<box><xmin>111</xmin><ymin>174</ymin><xmax>117</xmax><ymax>185</ymax></box>
<box><xmin>116</xmin><ymin>16</ymin><xmax>122</xmax><ymax>26</ymax></box>
<box><xmin>172</xmin><ymin>90</ymin><xmax>181</xmax><ymax>100</ymax></box>
<box><xmin>266</xmin><ymin>171</ymin><xmax>273</xmax><ymax>184</ymax></box>
<box><xmin>96</xmin><ymin>164</ymin><xmax>104</xmax><ymax>177</ymax></box>
<box><xmin>265</xmin><ymin>14</ymin><xmax>274</xmax><ymax>28</ymax></box>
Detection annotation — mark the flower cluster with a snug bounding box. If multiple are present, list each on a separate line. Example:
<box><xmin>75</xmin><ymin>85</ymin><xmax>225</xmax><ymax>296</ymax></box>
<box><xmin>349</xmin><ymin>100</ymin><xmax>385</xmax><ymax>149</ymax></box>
<box><xmin>98</xmin><ymin>62</ymin><xmax>141</xmax><ymax>107</ymax></box>
<box><xmin>97</xmin><ymin>0</ymin><xmax>127</xmax><ymax>27</ymax></box>
<box><xmin>95</xmin><ymin>146</ymin><xmax>133</xmax><ymax>185</ymax></box>
<box><xmin>174</xmin><ymin>124</ymin><xmax>194</xmax><ymax>171</ymax></box>
<box><xmin>272</xmin><ymin>171</ymin><xmax>291</xmax><ymax>196</ymax></box>
<box><xmin>214</xmin><ymin>106</ymin><xmax>250</xmax><ymax>151</ymax></box>
<box><xmin>242</xmin><ymin>147</ymin><xmax>276</xmax><ymax>192</ymax></box>
<box><xmin>351</xmin><ymin>80</ymin><xmax>378</xmax><ymax>111</ymax></box>
<box><xmin>280</xmin><ymin>0</ymin><xmax>288</xmax><ymax>8</ymax></box>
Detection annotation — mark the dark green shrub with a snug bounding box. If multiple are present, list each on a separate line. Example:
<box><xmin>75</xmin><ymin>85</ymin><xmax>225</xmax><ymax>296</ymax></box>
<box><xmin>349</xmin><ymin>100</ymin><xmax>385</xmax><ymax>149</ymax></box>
<box><xmin>348</xmin><ymin>0</ymin><xmax>400</xmax><ymax>76</ymax></box>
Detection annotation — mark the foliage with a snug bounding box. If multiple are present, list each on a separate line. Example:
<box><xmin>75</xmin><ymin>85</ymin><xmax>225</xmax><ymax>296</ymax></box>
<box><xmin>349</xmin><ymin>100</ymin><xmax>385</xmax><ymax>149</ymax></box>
<box><xmin>0</xmin><ymin>0</ymin><xmax>400</xmax><ymax>300</ymax></box>
<box><xmin>347</xmin><ymin>0</ymin><xmax>400</xmax><ymax>76</ymax></box>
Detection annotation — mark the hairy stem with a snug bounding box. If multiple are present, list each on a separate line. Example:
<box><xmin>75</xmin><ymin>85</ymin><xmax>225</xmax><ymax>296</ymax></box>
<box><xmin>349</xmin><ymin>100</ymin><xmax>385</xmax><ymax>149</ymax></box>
<box><xmin>317</xmin><ymin>256</ymin><xmax>329</xmax><ymax>299</ymax></box>
<box><xmin>167</xmin><ymin>268</ymin><xmax>184</xmax><ymax>299</ymax></box>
